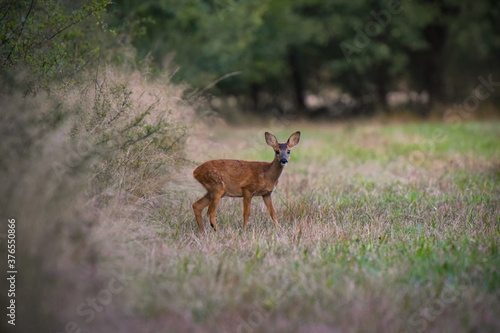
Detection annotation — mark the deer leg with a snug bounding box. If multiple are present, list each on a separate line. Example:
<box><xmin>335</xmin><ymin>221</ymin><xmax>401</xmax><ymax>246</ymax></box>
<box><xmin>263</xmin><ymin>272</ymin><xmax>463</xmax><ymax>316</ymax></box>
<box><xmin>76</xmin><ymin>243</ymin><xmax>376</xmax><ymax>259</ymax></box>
<box><xmin>263</xmin><ymin>194</ymin><xmax>279</xmax><ymax>227</ymax></box>
<box><xmin>207</xmin><ymin>190</ymin><xmax>224</xmax><ymax>231</ymax></box>
<box><xmin>243</xmin><ymin>191</ymin><xmax>253</xmax><ymax>229</ymax></box>
<box><xmin>192</xmin><ymin>193</ymin><xmax>210</xmax><ymax>231</ymax></box>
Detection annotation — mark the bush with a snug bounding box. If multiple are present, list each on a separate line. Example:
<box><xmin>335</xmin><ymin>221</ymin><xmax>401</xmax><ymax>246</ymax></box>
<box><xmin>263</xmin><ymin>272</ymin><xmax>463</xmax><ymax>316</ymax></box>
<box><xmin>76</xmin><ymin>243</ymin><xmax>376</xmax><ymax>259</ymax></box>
<box><xmin>1</xmin><ymin>0</ymin><xmax>112</xmax><ymax>89</ymax></box>
<box><xmin>0</xmin><ymin>64</ymin><xmax>195</xmax><ymax>331</ymax></box>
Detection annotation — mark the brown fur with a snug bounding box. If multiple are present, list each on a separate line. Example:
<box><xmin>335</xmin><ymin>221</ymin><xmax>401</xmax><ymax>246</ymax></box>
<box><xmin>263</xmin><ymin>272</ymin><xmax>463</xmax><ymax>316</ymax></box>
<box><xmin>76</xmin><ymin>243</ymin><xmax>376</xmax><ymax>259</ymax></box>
<box><xmin>192</xmin><ymin>131</ymin><xmax>300</xmax><ymax>231</ymax></box>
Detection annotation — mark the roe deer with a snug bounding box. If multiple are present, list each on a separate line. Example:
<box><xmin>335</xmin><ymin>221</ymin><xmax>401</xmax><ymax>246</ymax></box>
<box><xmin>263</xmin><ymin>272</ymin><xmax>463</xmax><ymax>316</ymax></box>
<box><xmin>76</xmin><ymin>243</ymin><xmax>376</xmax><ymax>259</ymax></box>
<box><xmin>192</xmin><ymin>131</ymin><xmax>301</xmax><ymax>231</ymax></box>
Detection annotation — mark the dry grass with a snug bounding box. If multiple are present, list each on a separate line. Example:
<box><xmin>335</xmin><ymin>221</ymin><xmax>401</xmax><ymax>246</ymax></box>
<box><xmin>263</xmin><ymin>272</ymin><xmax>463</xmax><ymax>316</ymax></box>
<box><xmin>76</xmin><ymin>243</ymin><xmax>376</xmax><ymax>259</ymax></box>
<box><xmin>145</xmin><ymin>123</ymin><xmax>499</xmax><ymax>333</ymax></box>
<box><xmin>1</xmin><ymin>71</ymin><xmax>499</xmax><ymax>333</ymax></box>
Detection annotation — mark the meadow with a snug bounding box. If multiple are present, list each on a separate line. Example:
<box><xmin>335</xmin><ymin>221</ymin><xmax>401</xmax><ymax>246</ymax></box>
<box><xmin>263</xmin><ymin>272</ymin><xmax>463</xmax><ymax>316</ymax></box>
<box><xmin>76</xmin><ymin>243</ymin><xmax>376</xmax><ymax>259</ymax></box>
<box><xmin>91</xmin><ymin>121</ymin><xmax>499</xmax><ymax>332</ymax></box>
<box><xmin>4</xmin><ymin>76</ymin><xmax>499</xmax><ymax>333</ymax></box>
<box><xmin>68</xmin><ymin>122</ymin><xmax>500</xmax><ymax>332</ymax></box>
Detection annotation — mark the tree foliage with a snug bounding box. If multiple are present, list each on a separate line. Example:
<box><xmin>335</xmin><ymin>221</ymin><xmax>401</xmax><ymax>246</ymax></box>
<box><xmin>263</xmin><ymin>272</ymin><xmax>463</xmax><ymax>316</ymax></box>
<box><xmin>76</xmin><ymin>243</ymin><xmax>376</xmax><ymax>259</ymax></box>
<box><xmin>0</xmin><ymin>0</ymin><xmax>111</xmax><ymax>87</ymax></box>
<box><xmin>2</xmin><ymin>0</ymin><xmax>499</xmax><ymax>115</ymax></box>
<box><xmin>109</xmin><ymin>0</ymin><xmax>500</xmax><ymax>116</ymax></box>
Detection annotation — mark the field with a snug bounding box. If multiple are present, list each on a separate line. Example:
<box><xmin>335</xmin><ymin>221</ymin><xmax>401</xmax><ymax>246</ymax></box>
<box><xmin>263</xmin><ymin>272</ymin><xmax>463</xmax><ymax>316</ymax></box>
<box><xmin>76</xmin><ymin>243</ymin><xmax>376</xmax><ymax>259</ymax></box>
<box><xmin>154</xmin><ymin>121</ymin><xmax>500</xmax><ymax>333</ymax></box>
<box><xmin>8</xmin><ymin>118</ymin><xmax>500</xmax><ymax>333</ymax></box>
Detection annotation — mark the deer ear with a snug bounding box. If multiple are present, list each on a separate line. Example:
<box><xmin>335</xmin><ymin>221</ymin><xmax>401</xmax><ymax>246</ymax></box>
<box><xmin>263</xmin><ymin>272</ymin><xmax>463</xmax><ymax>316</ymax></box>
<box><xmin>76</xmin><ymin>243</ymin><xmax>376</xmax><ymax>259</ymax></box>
<box><xmin>265</xmin><ymin>132</ymin><xmax>278</xmax><ymax>147</ymax></box>
<box><xmin>287</xmin><ymin>131</ymin><xmax>300</xmax><ymax>147</ymax></box>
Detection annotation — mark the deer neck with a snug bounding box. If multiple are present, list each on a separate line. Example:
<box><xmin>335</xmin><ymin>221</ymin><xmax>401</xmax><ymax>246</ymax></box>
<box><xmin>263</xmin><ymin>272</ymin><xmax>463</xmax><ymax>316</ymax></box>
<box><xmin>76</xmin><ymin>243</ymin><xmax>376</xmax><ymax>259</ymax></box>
<box><xmin>266</xmin><ymin>158</ymin><xmax>285</xmax><ymax>183</ymax></box>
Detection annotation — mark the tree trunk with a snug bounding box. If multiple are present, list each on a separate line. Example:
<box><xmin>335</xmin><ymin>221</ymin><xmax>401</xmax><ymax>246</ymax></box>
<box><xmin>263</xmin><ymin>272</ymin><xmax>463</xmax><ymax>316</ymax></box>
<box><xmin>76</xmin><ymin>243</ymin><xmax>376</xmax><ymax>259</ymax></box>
<box><xmin>250</xmin><ymin>83</ymin><xmax>260</xmax><ymax>111</ymax></box>
<box><xmin>288</xmin><ymin>46</ymin><xmax>307</xmax><ymax>117</ymax></box>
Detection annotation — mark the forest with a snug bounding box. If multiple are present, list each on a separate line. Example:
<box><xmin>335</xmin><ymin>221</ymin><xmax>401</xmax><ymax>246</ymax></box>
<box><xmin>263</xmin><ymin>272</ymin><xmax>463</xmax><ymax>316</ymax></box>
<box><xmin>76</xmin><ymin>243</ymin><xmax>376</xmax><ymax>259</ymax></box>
<box><xmin>3</xmin><ymin>0</ymin><xmax>500</xmax><ymax>117</ymax></box>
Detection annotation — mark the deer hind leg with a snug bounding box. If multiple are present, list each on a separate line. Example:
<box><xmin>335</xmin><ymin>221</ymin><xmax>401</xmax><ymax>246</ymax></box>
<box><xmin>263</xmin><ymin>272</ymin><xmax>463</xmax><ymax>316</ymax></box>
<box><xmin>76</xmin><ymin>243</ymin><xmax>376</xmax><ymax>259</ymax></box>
<box><xmin>263</xmin><ymin>194</ymin><xmax>279</xmax><ymax>227</ymax></box>
<box><xmin>207</xmin><ymin>189</ymin><xmax>224</xmax><ymax>231</ymax></box>
<box><xmin>193</xmin><ymin>193</ymin><xmax>210</xmax><ymax>231</ymax></box>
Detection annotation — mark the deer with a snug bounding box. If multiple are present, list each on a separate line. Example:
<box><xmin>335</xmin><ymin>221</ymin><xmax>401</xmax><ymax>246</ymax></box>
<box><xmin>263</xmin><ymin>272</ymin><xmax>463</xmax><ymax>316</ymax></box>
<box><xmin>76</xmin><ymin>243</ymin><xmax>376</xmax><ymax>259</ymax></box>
<box><xmin>192</xmin><ymin>131</ymin><xmax>301</xmax><ymax>232</ymax></box>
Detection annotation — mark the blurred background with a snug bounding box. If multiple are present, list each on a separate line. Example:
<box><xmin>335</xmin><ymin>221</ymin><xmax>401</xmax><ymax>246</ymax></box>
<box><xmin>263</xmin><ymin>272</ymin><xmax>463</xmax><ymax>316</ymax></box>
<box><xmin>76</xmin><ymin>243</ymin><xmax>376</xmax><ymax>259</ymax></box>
<box><xmin>3</xmin><ymin>0</ymin><xmax>500</xmax><ymax>119</ymax></box>
<box><xmin>111</xmin><ymin>0</ymin><xmax>500</xmax><ymax>119</ymax></box>
<box><xmin>1</xmin><ymin>1</ymin><xmax>500</xmax><ymax>332</ymax></box>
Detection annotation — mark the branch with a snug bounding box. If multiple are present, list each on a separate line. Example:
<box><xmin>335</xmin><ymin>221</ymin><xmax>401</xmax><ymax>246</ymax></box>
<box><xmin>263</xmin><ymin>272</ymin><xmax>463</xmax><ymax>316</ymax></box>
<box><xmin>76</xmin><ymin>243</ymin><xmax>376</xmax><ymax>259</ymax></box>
<box><xmin>158</xmin><ymin>132</ymin><xmax>187</xmax><ymax>154</ymax></box>
<box><xmin>0</xmin><ymin>1</ymin><xmax>15</xmax><ymax>22</ymax></box>
<box><xmin>3</xmin><ymin>0</ymin><xmax>35</xmax><ymax>67</ymax></box>
<box><xmin>187</xmin><ymin>71</ymin><xmax>243</xmax><ymax>100</ymax></box>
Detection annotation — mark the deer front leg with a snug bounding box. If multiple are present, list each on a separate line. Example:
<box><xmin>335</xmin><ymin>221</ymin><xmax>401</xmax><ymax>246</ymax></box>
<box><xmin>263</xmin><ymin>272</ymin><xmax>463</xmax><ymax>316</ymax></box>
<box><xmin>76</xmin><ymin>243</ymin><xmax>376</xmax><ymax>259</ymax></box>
<box><xmin>242</xmin><ymin>190</ymin><xmax>253</xmax><ymax>229</ymax></box>
<box><xmin>263</xmin><ymin>194</ymin><xmax>279</xmax><ymax>227</ymax></box>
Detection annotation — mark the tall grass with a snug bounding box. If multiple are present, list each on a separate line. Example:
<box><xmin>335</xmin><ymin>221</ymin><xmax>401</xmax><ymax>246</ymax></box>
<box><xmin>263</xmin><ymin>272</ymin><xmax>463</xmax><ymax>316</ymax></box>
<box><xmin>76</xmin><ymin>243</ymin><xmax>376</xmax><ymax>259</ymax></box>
<box><xmin>0</xmin><ymin>66</ymin><xmax>195</xmax><ymax>332</ymax></box>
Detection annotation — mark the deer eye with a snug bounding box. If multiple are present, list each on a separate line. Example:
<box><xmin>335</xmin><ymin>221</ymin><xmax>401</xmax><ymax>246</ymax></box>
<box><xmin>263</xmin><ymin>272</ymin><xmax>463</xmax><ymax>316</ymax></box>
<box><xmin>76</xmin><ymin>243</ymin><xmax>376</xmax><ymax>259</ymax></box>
<box><xmin>275</xmin><ymin>150</ymin><xmax>279</xmax><ymax>154</ymax></box>
<box><xmin>287</xmin><ymin>150</ymin><xmax>291</xmax><ymax>154</ymax></box>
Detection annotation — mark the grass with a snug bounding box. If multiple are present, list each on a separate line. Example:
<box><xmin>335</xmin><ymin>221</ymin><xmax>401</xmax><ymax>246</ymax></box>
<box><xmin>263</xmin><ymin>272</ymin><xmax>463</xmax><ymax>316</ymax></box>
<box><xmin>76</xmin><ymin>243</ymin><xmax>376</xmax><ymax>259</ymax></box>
<box><xmin>4</xmin><ymin>92</ymin><xmax>499</xmax><ymax>333</ymax></box>
<box><xmin>97</xmin><ymin>121</ymin><xmax>500</xmax><ymax>332</ymax></box>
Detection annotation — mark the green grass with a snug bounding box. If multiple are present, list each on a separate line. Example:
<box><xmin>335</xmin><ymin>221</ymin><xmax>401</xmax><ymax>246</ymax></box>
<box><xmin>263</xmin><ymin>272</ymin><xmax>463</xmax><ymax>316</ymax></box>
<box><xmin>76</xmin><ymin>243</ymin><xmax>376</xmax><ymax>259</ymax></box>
<box><xmin>98</xmin><ymin>121</ymin><xmax>500</xmax><ymax>332</ymax></box>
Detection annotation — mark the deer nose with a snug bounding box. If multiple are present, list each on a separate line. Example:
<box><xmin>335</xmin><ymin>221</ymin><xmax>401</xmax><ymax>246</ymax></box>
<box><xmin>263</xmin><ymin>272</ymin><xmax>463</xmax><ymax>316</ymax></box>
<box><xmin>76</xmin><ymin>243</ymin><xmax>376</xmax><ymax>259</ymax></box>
<box><xmin>280</xmin><ymin>158</ymin><xmax>288</xmax><ymax>165</ymax></box>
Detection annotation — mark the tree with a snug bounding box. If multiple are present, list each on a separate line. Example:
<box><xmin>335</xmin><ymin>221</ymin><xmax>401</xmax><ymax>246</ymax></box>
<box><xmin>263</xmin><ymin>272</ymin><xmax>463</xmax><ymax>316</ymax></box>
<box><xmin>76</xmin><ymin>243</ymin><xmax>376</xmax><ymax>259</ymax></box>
<box><xmin>0</xmin><ymin>0</ymin><xmax>111</xmax><ymax>87</ymax></box>
<box><xmin>109</xmin><ymin>0</ymin><xmax>500</xmax><ymax>117</ymax></box>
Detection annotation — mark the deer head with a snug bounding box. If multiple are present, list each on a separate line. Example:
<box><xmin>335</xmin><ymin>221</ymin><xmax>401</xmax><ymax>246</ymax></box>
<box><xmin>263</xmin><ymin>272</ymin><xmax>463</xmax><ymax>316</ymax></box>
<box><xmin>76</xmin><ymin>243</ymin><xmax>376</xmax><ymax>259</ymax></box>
<box><xmin>265</xmin><ymin>131</ymin><xmax>301</xmax><ymax>167</ymax></box>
